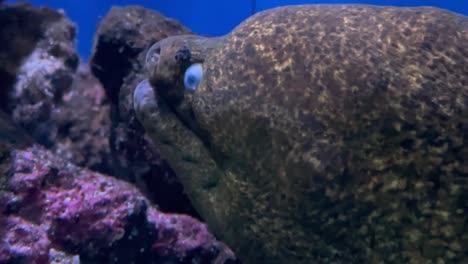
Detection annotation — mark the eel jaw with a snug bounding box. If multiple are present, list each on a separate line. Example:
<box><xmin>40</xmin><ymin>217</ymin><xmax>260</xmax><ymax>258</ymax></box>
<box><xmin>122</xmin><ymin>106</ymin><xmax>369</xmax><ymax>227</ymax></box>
<box><xmin>133</xmin><ymin>79</ymin><xmax>222</xmax><ymax>190</ymax></box>
<box><xmin>133</xmin><ymin>78</ymin><xmax>227</xmax><ymax>236</ymax></box>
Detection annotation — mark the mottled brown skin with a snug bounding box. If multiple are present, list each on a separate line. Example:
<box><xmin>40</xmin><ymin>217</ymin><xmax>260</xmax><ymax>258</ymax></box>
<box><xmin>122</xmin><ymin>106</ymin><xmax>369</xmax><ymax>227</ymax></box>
<box><xmin>138</xmin><ymin>5</ymin><xmax>468</xmax><ymax>263</ymax></box>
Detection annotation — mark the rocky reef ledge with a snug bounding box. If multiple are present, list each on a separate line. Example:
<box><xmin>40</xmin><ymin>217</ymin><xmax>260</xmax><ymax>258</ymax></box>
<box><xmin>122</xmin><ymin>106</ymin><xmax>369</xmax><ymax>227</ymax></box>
<box><xmin>0</xmin><ymin>2</ymin><xmax>236</xmax><ymax>263</ymax></box>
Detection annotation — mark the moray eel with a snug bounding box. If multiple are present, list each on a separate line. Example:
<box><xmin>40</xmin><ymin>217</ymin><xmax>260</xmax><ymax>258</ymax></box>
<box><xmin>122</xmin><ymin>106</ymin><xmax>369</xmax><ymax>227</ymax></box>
<box><xmin>134</xmin><ymin>5</ymin><xmax>468</xmax><ymax>263</ymax></box>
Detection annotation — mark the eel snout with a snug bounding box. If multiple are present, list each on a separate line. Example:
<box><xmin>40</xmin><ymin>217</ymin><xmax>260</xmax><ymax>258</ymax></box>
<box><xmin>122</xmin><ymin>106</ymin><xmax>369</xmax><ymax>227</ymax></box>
<box><xmin>133</xmin><ymin>79</ymin><xmax>160</xmax><ymax>129</ymax></box>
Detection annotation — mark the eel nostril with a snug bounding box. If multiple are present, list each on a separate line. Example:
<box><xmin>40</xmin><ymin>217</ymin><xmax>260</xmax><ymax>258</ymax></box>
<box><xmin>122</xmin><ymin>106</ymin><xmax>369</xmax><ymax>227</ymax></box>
<box><xmin>175</xmin><ymin>45</ymin><xmax>191</xmax><ymax>63</ymax></box>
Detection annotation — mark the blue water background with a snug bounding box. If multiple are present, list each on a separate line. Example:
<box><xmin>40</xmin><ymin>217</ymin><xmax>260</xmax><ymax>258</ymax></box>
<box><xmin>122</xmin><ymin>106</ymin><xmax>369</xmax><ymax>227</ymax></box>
<box><xmin>6</xmin><ymin>0</ymin><xmax>468</xmax><ymax>61</ymax></box>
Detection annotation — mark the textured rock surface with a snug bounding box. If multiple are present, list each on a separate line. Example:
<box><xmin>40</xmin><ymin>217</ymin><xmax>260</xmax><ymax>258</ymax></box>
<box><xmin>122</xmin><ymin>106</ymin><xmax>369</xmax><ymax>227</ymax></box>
<box><xmin>51</xmin><ymin>64</ymin><xmax>112</xmax><ymax>173</ymax></box>
<box><xmin>90</xmin><ymin>6</ymin><xmax>199</xmax><ymax>215</ymax></box>
<box><xmin>5</xmin><ymin>3</ymin><xmax>79</xmax><ymax>147</ymax></box>
<box><xmin>0</xmin><ymin>215</ymin><xmax>80</xmax><ymax>263</ymax></box>
<box><xmin>0</xmin><ymin>146</ymin><xmax>235</xmax><ymax>263</ymax></box>
<box><xmin>0</xmin><ymin>2</ymin><xmax>112</xmax><ymax>175</ymax></box>
<box><xmin>0</xmin><ymin>2</ymin><xmax>75</xmax><ymax>97</ymax></box>
<box><xmin>136</xmin><ymin>5</ymin><xmax>468</xmax><ymax>263</ymax></box>
<box><xmin>0</xmin><ymin>216</ymin><xmax>51</xmax><ymax>263</ymax></box>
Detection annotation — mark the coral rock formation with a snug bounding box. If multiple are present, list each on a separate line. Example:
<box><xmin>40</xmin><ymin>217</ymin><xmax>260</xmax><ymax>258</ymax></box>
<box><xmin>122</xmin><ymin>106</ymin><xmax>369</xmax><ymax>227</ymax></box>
<box><xmin>0</xmin><ymin>146</ymin><xmax>235</xmax><ymax>263</ymax></box>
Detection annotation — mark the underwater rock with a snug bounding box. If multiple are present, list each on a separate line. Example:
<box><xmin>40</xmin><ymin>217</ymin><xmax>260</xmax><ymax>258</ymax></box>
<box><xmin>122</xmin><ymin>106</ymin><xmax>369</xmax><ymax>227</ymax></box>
<box><xmin>90</xmin><ymin>6</ymin><xmax>199</xmax><ymax>215</ymax></box>
<box><xmin>50</xmin><ymin>63</ymin><xmax>112</xmax><ymax>174</ymax></box>
<box><xmin>0</xmin><ymin>146</ymin><xmax>235</xmax><ymax>263</ymax></box>
<box><xmin>0</xmin><ymin>2</ymin><xmax>112</xmax><ymax>175</ymax></box>
<box><xmin>0</xmin><ymin>216</ymin><xmax>50</xmax><ymax>263</ymax></box>
<box><xmin>0</xmin><ymin>219</ymin><xmax>80</xmax><ymax>264</ymax></box>
<box><xmin>48</xmin><ymin>248</ymin><xmax>80</xmax><ymax>264</ymax></box>
<box><xmin>135</xmin><ymin>4</ymin><xmax>468</xmax><ymax>263</ymax></box>
<box><xmin>0</xmin><ymin>2</ymin><xmax>75</xmax><ymax>98</ymax></box>
<box><xmin>3</xmin><ymin>3</ymin><xmax>79</xmax><ymax>147</ymax></box>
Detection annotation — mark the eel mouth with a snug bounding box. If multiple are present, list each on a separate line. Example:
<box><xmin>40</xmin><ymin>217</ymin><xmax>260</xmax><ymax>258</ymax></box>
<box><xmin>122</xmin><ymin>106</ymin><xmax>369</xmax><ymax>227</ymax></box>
<box><xmin>158</xmin><ymin>82</ymin><xmax>218</xmax><ymax>167</ymax></box>
<box><xmin>133</xmin><ymin>78</ymin><xmax>228</xmax><ymax>252</ymax></box>
<box><xmin>133</xmin><ymin>78</ymin><xmax>222</xmax><ymax>189</ymax></box>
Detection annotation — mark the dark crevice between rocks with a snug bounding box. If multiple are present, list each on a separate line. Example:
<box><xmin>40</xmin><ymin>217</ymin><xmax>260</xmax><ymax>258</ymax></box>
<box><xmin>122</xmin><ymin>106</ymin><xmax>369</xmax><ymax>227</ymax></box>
<box><xmin>0</xmin><ymin>71</ymin><xmax>16</xmax><ymax>113</ymax></box>
<box><xmin>91</xmin><ymin>39</ymin><xmax>141</xmax><ymax>105</ymax></box>
<box><xmin>89</xmin><ymin>5</ymin><xmax>203</xmax><ymax>222</ymax></box>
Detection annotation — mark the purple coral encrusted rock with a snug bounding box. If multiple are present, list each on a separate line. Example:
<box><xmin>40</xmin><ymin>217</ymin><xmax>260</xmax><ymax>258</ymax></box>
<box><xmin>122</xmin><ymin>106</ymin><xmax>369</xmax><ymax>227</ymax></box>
<box><xmin>1</xmin><ymin>146</ymin><xmax>236</xmax><ymax>263</ymax></box>
<box><xmin>0</xmin><ymin>216</ymin><xmax>50</xmax><ymax>263</ymax></box>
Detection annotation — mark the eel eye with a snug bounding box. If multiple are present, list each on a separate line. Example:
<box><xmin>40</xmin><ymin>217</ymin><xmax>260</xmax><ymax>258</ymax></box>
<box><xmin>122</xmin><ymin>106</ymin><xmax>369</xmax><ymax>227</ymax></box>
<box><xmin>184</xmin><ymin>63</ymin><xmax>203</xmax><ymax>92</ymax></box>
